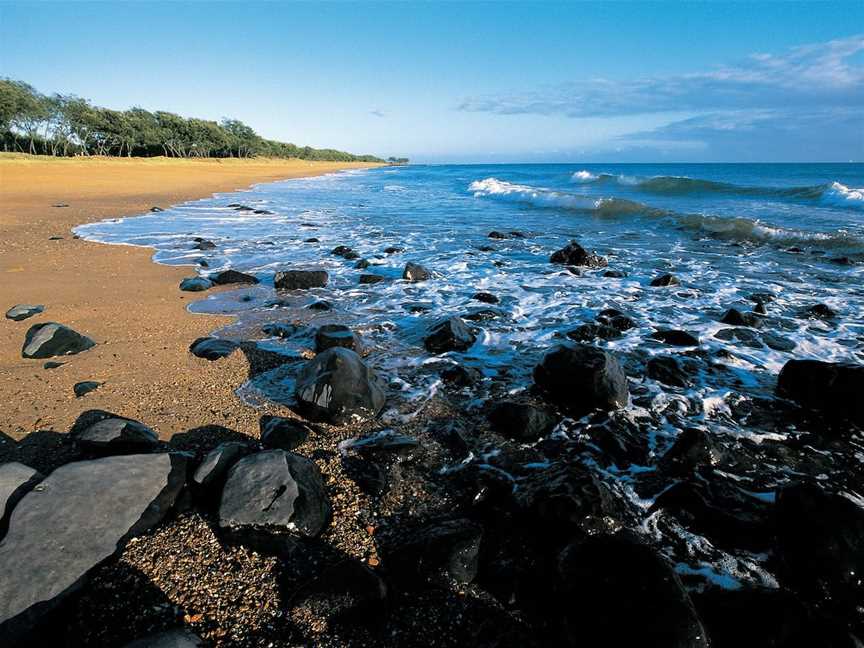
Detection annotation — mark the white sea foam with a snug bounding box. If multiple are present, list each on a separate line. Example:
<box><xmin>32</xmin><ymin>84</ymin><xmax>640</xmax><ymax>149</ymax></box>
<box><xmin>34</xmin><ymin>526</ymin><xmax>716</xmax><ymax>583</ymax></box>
<box><xmin>571</xmin><ymin>170</ymin><xmax>598</xmax><ymax>182</ymax></box>
<box><xmin>822</xmin><ymin>181</ymin><xmax>864</xmax><ymax>208</ymax></box>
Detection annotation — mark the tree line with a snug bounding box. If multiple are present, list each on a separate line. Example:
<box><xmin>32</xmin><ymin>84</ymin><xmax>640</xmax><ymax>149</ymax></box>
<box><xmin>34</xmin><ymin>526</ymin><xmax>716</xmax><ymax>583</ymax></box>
<box><xmin>0</xmin><ymin>78</ymin><xmax>384</xmax><ymax>162</ymax></box>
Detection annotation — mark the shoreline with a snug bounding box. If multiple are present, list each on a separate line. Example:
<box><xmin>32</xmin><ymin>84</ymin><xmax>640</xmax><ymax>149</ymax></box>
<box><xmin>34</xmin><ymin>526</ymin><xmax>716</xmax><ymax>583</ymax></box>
<box><xmin>0</xmin><ymin>155</ymin><xmax>382</xmax><ymax>441</ymax></box>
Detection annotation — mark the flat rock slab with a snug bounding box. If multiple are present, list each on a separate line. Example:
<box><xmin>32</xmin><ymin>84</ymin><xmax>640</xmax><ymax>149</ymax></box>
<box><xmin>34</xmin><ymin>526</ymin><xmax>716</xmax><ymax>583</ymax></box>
<box><xmin>0</xmin><ymin>462</ymin><xmax>43</xmax><ymax>539</ymax></box>
<box><xmin>73</xmin><ymin>417</ymin><xmax>159</xmax><ymax>455</ymax></box>
<box><xmin>21</xmin><ymin>322</ymin><xmax>95</xmax><ymax>359</ymax></box>
<box><xmin>5</xmin><ymin>304</ymin><xmax>44</xmax><ymax>321</ymax></box>
<box><xmin>0</xmin><ymin>453</ymin><xmax>187</xmax><ymax>641</ymax></box>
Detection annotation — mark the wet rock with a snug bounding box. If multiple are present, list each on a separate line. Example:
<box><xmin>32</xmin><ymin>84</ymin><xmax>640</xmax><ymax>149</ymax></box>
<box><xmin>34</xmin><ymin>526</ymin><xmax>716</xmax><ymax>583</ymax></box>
<box><xmin>777</xmin><ymin>359</ymin><xmax>864</xmax><ymax>425</ymax></box>
<box><xmin>650</xmin><ymin>273</ymin><xmax>680</xmax><ymax>287</ymax></box>
<box><xmin>341</xmin><ymin>455</ymin><xmax>387</xmax><ymax>496</ymax></box>
<box><xmin>463</xmin><ymin>308</ymin><xmax>503</xmax><ymax>322</ymax></box>
<box><xmin>775</xmin><ymin>483</ymin><xmax>864</xmax><ymax>612</ymax></box>
<box><xmin>403</xmin><ymin>262</ymin><xmax>431</xmax><ymax>282</ymax></box>
<box><xmin>73</xmin><ymin>381</ymin><xmax>101</xmax><ymax>398</ymax></box>
<box><xmin>315</xmin><ymin>324</ymin><xmax>358</xmax><ymax>353</ymax></box>
<box><xmin>5</xmin><ymin>304</ymin><xmax>43</xmax><ymax>321</ymax></box>
<box><xmin>488</xmin><ymin>231</ymin><xmax>509</xmax><ymax>239</ymax></box>
<box><xmin>719</xmin><ymin>308</ymin><xmax>763</xmax><ymax>328</ymax></box>
<box><xmin>259</xmin><ymin>415</ymin><xmax>312</xmax><ymax>451</ymax></box>
<box><xmin>193</xmin><ymin>239</ymin><xmax>216</xmax><ymax>250</ymax></box>
<box><xmin>219</xmin><ymin>450</ymin><xmax>330</xmax><ymax>538</ymax></box>
<box><xmin>189</xmin><ymin>336</ymin><xmax>238</xmax><ymax>360</ymax></box>
<box><xmin>550</xmin><ymin>240</ymin><xmax>607</xmax><ymax>268</ymax></box>
<box><xmin>753</xmin><ymin>302</ymin><xmax>768</xmax><ymax>315</ymax></box>
<box><xmin>378</xmin><ymin>518</ymin><xmax>483</xmax><ymax>587</ymax></box>
<box><xmin>714</xmin><ymin>327</ymin><xmax>762</xmax><ymax>348</ymax></box>
<box><xmin>332</xmin><ymin>245</ymin><xmax>360</xmax><ymax>260</ymax></box>
<box><xmin>307</xmin><ymin>300</ymin><xmax>332</xmax><ymax>311</ymax></box>
<box><xmin>556</xmin><ymin>534</ymin><xmax>709</xmax><ymax>647</ymax></box>
<box><xmin>0</xmin><ymin>453</ymin><xmax>187</xmax><ymax>642</ymax></box>
<box><xmin>304</xmin><ymin>237</ymin><xmax>320</xmax><ymax>243</ymax></box>
<box><xmin>339</xmin><ymin>429</ymin><xmax>421</xmax><ymax>460</ymax></box>
<box><xmin>801</xmin><ymin>303</ymin><xmax>837</xmax><ymax>320</ymax></box>
<box><xmin>566</xmin><ymin>323</ymin><xmax>622</xmax><ymax>342</ymax></box>
<box><xmin>72</xmin><ymin>415</ymin><xmax>159</xmax><ymax>455</ymax></box>
<box><xmin>208</xmin><ymin>269</ymin><xmax>259</xmax><ymax>285</ymax></box>
<box><xmin>646</xmin><ymin>355</ymin><xmax>692</xmax><ymax>388</ymax></box>
<box><xmin>191</xmin><ymin>442</ymin><xmax>252</xmax><ymax>493</ymax></box>
<box><xmin>533</xmin><ymin>344</ymin><xmax>628</xmax><ymax>416</ymax></box>
<box><xmin>761</xmin><ymin>332</ymin><xmax>796</xmax><ymax>352</ymax></box>
<box><xmin>441</xmin><ymin>364</ymin><xmax>482</xmax><ymax>388</ymax></box>
<box><xmin>657</xmin><ymin>428</ymin><xmax>723</xmax><ymax>475</ymax></box>
<box><xmin>179</xmin><ymin>276</ymin><xmax>212</xmax><ymax>292</ymax></box>
<box><xmin>472</xmin><ymin>292</ymin><xmax>499</xmax><ymax>304</ymax></box>
<box><xmin>21</xmin><ymin>322</ymin><xmax>95</xmax><ymax>359</ymax></box>
<box><xmin>274</xmin><ymin>270</ymin><xmax>328</xmax><ymax>290</ymax></box>
<box><xmin>487</xmin><ymin>401</ymin><xmax>557</xmax><ymax>441</ymax></box>
<box><xmin>290</xmin><ymin>560</ymin><xmax>388</xmax><ymax>624</ymax></box>
<box><xmin>596</xmin><ymin>308</ymin><xmax>635</xmax><ymax>332</ymax></box>
<box><xmin>603</xmin><ymin>269</ymin><xmax>627</xmax><ymax>278</ymax></box>
<box><xmin>0</xmin><ymin>462</ymin><xmax>43</xmax><ymax>539</ymax></box>
<box><xmin>747</xmin><ymin>292</ymin><xmax>775</xmax><ymax>306</ymax></box>
<box><xmin>122</xmin><ymin>628</ymin><xmax>204</xmax><ymax>648</ymax></box>
<box><xmin>262</xmin><ymin>322</ymin><xmax>303</xmax><ymax>339</ymax></box>
<box><xmin>424</xmin><ymin>316</ymin><xmax>476</xmax><ymax>353</ymax></box>
<box><xmin>355</xmin><ymin>258</ymin><xmax>371</xmax><ymax>269</ymax></box>
<box><xmin>359</xmin><ymin>273</ymin><xmax>386</xmax><ymax>285</ymax></box>
<box><xmin>383</xmin><ymin>246</ymin><xmax>404</xmax><ymax>254</ymax></box>
<box><xmin>295</xmin><ymin>347</ymin><xmax>385</xmax><ymax>424</ymax></box>
<box><xmin>651</xmin><ymin>329</ymin><xmax>700</xmax><ymax>347</ymax></box>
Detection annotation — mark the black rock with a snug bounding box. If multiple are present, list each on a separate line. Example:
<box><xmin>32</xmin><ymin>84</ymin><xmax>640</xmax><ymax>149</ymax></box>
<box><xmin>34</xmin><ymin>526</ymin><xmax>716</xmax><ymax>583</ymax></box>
<box><xmin>122</xmin><ymin>629</ymin><xmax>204</xmax><ymax>648</ymax></box>
<box><xmin>5</xmin><ymin>304</ymin><xmax>44</xmax><ymax>321</ymax></box>
<box><xmin>149</xmin><ymin>206</ymin><xmax>164</xmax><ymax>212</ymax></box>
<box><xmin>424</xmin><ymin>316</ymin><xmax>476</xmax><ymax>353</ymax></box>
<box><xmin>753</xmin><ymin>302</ymin><xmax>768</xmax><ymax>315</ymax></box>
<box><xmin>533</xmin><ymin>344</ymin><xmax>628</xmax><ymax>416</ymax></box>
<box><xmin>72</xmin><ymin>415</ymin><xmax>159</xmax><ymax>455</ymax></box>
<box><xmin>295</xmin><ymin>347</ymin><xmax>385</xmax><ymax>424</ymax></box>
<box><xmin>340</xmin><ymin>429</ymin><xmax>421</xmax><ymax>460</ymax></box>
<box><xmin>21</xmin><ymin>322</ymin><xmax>95</xmax><ymax>359</ymax></box>
<box><xmin>208</xmin><ymin>269</ymin><xmax>259</xmax><ymax>285</ymax></box>
<box><xmin>596</xmin><ymin>308</ymin><xmax>636</xmax><ymax>332</ymax></box>
<box><xmin>801</xmin><ymin>303</ymin><xmax>837</xmax><ymax>320</ymax></box>
<box><xmin>359</xmin><ymin>273</ymin><xmax>386</xmax><ymax>285</ymax></box>
<box><xmin>0</xmin><ymin>462</ymin><xmax>43</xmax><ymax>540</ymax></box>
<box><xmin>179</xmin><ymin>276</ymin><xmax>212</xmax><ymax>292</ymax></box>
<box><xmin>262</xmin><ymin>322</ymin><xmax>303</xmax><ymax>339</ymax></box>
<box><xmin>219</xmin><ymin>450</ymin><xmax>330</xmax><ymax>538</ymax></box>
<box><xmin>290</xmin><ymin>560</ymin><xmax>388</xmax><ymax>624</ymax></box>
<box><xmin>603</xmin><ymin>269</ymin><xmax>627</xmax><ymax>278</ymax></box>
<box><xmin>651</xmin><ymin>329</ymin><xmax>699</xmax><ymax>346</ymax></box>
<box><xmin>194</xmin><ymin>239</ymin><xmax>217</xmax><ymax>250</ymax></box>
<box><xmin>556</xmin><ymin>534</ymin><xmax>708</xmax><ymax>647</ymax></box>
<box><xmin>719</xmin><ymin>308</ymin><xmax>763</xmax><ymax>328</ymax></box>
<box><xmin>566</xmin><ymin>323</ymin><xmax>622</xmax><ymax>342</ymax></box>
<box><xmin>488</xmin><ymin>231</ymin><xmax>509</xmax><ymax>239</ymax></box>
<box><xmin>761</xmin><ymin>332</ymin><xmax>796</xmax><ymax>352</ymax></box>
<box><xmin>73</xmin><ymin>381</ymin><xmax>101</xmax><ymax>398</ymax></box>
<box><xmin>341</xmin><ymin>455</ymin><xmax>388</xmax><ymax>495</ymax></box>
<box><xmin>646</xmin><ymin>355</ymin><xmax>692</xmax><ymax>388</ymax></box>
<box><xmin>355</xmin><ymin>258</ymin><xmax>371</xmax><ymax>269</ymax></box>
<box><xmin>307</xmin><ymin>300</ymin><xmax>332</xmax><ymax>311</ymax></box>
<box><xmin>274</xmin><ymin>270</ymin><xmax>329</xmax><ymax>290</ymax></box>
<box><xmin>43</xmin><ymin>361</ymin><xmax>64</xmax><ymax>369</ymax></box>
<box><xmin>383</xmin><ymin>246</ymin><xmax>404</xmax><ymax>254</ymax></box>
<box><xmin>777</xmin><ymin>359</ymin><xmax>864</xmax><ymax>425</ymax></box>
<box><xmin>650</xmin><ymin>273</ymin><xmax>680</xmax><ymax>287</ymax></box>
<box><xmin>315</xmin><ymin>324</ymin><xmax>358</xmax><ymax>353</ymax></box>
<box><xmin>189</xmin><ymin>336</ymin><xmax>238</xmax><ymax>360</ymax></box>
<box><xmin>463</xmin><ymin>308</ymin><xmax>503</xmax><ymax>322</ymax></box>
<box><xmin>440</xmin><ymin>364</ymin><xmax>482</xmax><ymax>388</ymax></box>
<box><xmin>0</xmin><ymin>453</ymin><xmax>187</xmax><ymax>642</ymax></box>
<box><xmin>713</xmin><ymin>327</ymin><xmax>762</xmax><ymax>349</ymax></box>
<box><xmin>747</xmin><ymin>292</ymin><xmax>775</xmax><ymax>306</ymax></box>
<box><xmin>304</xmin><ymin>237</ymin><xmax>320</xmax><ymax>243</ymax></box>
<box><xmin>332</xmin><ymin>245</ymin><xmax>360</xmax><ymax>260</ymax></box>
<box><xmin>775</xmin><ymin>483</ymin><xmax>864</xmax><ymax>612</ymax></box>
<box><xmin>550</xmin><ymin>241</ymin><xmax>607</xmax><ymax>268</ymax></box>
<box><xmin>259</xmin><ymin>415</ymin><xmax>313</xmax><ymax>451</ymax></box>
<box><xmin>403</xmin><ymin>262</ymin><xmax>431</xmax><ymax>282</ymax></box>
<box><xmin>487</xmin><ymin>401</ymin><xmax>557</xmax><ymax>441</ymax></box>
<box><xmin>657</xmin><ymin>428</ymin><xmax>723</xmax><ymax>475</ymax></box>
<box><xmin>472</xmin><ymin>292</ymin><xmax>499</xmax><ymax>304</ymax></box>
<box><xmin>191</xmin><ymin>442</ymin><xmax>252</xmax><ymax>493</ymax></box>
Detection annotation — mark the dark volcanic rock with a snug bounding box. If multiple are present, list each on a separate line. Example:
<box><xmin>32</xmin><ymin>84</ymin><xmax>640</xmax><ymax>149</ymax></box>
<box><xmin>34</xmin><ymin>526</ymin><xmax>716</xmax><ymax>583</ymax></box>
<box><xmin>424</xmin><ymin>316</ymin><xmax>476</xmax><ymax>353</ymax></box>
<box><xmin>463</xmin><ymin>308</ymin><xmax>503</xmax><ymax>322</ymax></box>
<box><xmin>603</xmin><ymin>269</ymin><xmax>627</xmax><ymax>278</ymax></box>
<box><xmin>189</xmin><ymin>336</ymin><xmax>238</xmax><ymax>360</ymax></box>
<box><xmin>566</xmin><ymin>323</ymin><xmax>622</xmax><ymax>342</ymax></box>
<box><xmin>487</xmin><ymin>401</ymin><xmax>557</xmax><ymax>441</ymax></box>
<box><xmin>714</xmin><ymin>327</ymin><xmax>762</xmax><ymax>349</ymax></box>
<box><xmin>651</xmin><ymin>329</ymin><xmax>699</xmax><ymax>347</ymax></box>
<box><xmin>291</xmin><ymin>560</ymin><xmax>388</xmax><ymax>624</ymax></box>
<box><xmin>219</xmin><ymin>450</ymin><xmax>330</xmax><ymax>538</ymax></box>
<box><xmin>315</xmin><ymin>324</ymin><xmax>358</xmax><ymax>352</ymax></box>
<box><xmin>775</xmin><ymin>483</ymin><xmax>864</xmax><ymax>611</ymax></box>
<box><xmin>556</xmin><ymin>534</ymin><xmax>709</xmax><ymax>647</ymax></box>
<box><xmin>646</xmin><ymin>355</ymin><xmax>692</xmax><ymax>388</ymax></box>
<box><xmin>650</xmin><ymin>273</ymin><xmax>680</xmax><ymax>287</ymax></box>
<box><xmin>274</xmin><ymin>270</ymin><xmax>328</xmax><ymax>290</ymax></box>
<box><xmin>339</xmin><ymin>429</ymin><xmax>421</xmax><ymax>460</ymax></box>
<box><xmin>657</xmin><ymin>428</ymin><xmax>723</xmax><ymax>476</ymax></box>
<box><xmin>295</xmin><ymin>347</ymin><xmax>385</xmax><ymax>424</ymax></box>
<box><xmin>777</xmin><ymin>359</ymin><xmax>864</xmax><ymax>425</ymax></box>
<box><xmin>179</xmin><ymin>276</ymin><xmax>212</xmax><ymax>292</ymax></box>
<box><xmin>194</xmin><ymin>239</ymin><xmax>216</xmax><ymax>250</ymax></box>
<box><xmin>440</xmin><ymin>364</ymin><xmax>482</xmax><ymax>388</ymax></box>
<box><xmin>0</xmin><ymin>453</ymin><xmax>187</xmax><ymax>642</ymax></box>
<box><xmin>354</xmin><ymin>258</ymin><xmax>370</xmax><ymax>269</ymax></box>
<box><xmin>550</xmin><ymin>241</ymin><xmax>607</xmax><ymax>268</ymax></box>
<box><xmin>801</xmin><ymin>303</ymin><xmax>837</xmax><ymax>320</ymax></box>
<box><xmin>208</xmin><ymin>269</ymin><xmax>259</xmax><ymax>285</ymax></box>
<box><xmin>761</xmin><ymin>332</ymin><xmax>796</xmax><ymax>352</ymax></box>
<box><xmin>307</xmin><ymin>300</ymin><xmax>332</xmax><ymax>311</ymax></box>
<box><xmin>262</xmin><ymin>322</ymin><xmax>303</xmax><ymax>339</ymax></box>
<box><xmin>359</xmin><ymin>273</ymin><xmax>386</xmax><ymax>285</ymax></box>
<box><xmin>191</xmin><ymin>442</ymin><xmax>252</xmax><ymax>493</ymax></box>
<box><xmin>403</xmin><ymin>262</ymin><xmax>431</xmax><ymax>282</ymax></box>
<box><xmin>21</xmin><ymin>322</ymin><xmax>95</xmax><ymax>359</ymax></box>
<box><xmin>72</xmin><ymin>416</ymin><xmax>159</xmax><ymax>455</ymax></box>
<box><xmin>73</xmin><ymin>380</ymin><xmax>101</xmax><ymax>397</ymax></box>
<box><xmin>332</xmin><ymin>245</ymin><xmax>360</xmax><ymax>260</ymax></box>
<box><xmin>488</xmin><ymin>231</ymin><xmax>509</xmax><ymax>239</ymax></box>
<box><xmin>43</xmin><ymin>361</ymin><xmax>64</xmax><ymax>369</ymax></box>
<box><xmin>472</xmin><ymin>292</ymin><xmax>499</xmax><ymax>304</ymax></box>
<box><xmin>5</xmin><ymin>304</ymin><xmax>44</xmax><ymax>321</ymax></box>
<box><xmin>259</xmin><ymin>415</ymin><xmax>313</xmax><ymax>451</ymax></box>
<box><xmin>0</xmin><ymin>462</ymin><xmax>43</xmax><ymax>539</ymax></box>
<box><xmin>596</xmin><ymin>308</ymin><xmax>635</xmax><ymax>332</ymax></box>
<box><xmin>533</xmin><ymin>344</ymin><xmax>628</xmax><ymax>416</ymax></box>
<box><xmin>719</xmin><ymin>308</ymin><xmax>763</xmax><ymax>328</ymax></box>
<box><xmin>383</xmin><ymin>246</ymin><xmax>404</xmax><ymax>254</ymax></box>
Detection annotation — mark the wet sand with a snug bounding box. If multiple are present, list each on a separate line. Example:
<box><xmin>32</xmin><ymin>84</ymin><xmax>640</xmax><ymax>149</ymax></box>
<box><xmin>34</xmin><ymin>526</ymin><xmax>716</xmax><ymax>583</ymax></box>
<box><xmin>0</xmin><ymin>155</ymin><xmax>381</xmax><ymax>440</ymax></box>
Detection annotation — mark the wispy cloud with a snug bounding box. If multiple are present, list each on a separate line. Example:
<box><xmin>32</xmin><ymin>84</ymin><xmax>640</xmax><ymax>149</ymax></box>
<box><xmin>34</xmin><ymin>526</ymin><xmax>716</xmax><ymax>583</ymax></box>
<box><xmin>370</xmin><ymin>109</ymin><xmax>386</xmax><ymax>118</ymax></box>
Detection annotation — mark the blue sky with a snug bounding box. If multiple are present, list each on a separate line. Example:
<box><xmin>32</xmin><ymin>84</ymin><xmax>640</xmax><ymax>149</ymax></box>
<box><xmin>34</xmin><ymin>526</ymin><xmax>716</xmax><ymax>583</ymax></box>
<box><xmin>1</xmin><ymin>1</ymin><xmax>862</xmax><ymax>162</ymax></box>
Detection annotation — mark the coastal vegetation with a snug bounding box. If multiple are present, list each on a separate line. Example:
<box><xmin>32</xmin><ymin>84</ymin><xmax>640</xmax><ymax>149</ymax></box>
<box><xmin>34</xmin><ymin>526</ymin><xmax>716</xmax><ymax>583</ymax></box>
<box><xmin>0</xmin><ymin>78</ymin><xmax>385</xmax><ymax>162</ymax></box>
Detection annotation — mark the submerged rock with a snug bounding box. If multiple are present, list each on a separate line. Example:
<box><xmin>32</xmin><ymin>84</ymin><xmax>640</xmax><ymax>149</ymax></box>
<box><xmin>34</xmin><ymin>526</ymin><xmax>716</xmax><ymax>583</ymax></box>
<box><xmin>21</xmin><ymin>322</ymin><xmax>95</xmax><ymax>359</ymax></box>
<box><xmin>208</xmin><ymin>269</ymin><xmax>259</xmax><ymax>285</ymax></box>
<box><xmin>650</xmin><ymin>273</ymin><xmax>679</xmax><ymax>287</ymax></box>
<box><xmin>566</xmin><ymin>323</ymin><xmax>622</xmax><ymax>342</ymax></box>
<box><xmin>472</xmin><ymin>292</ymin><xmax>499</xmax><ymax>304</ymax></box>
<box><xmin>650</xmin><ymin>329</ymin><xmax>699</xmax><ymax>347</ymax></box>
<box><xmin>800</xmin><ymin>303</ymin><xmax>837</xmax><ymax>320</ymax></box>
<box><xmin>189</xmin><ymin>336</ymin><xmax>238</xmax><ymax>360</ymax></box>
<box><xmin>315</xmin><ymin>324</ymin><xmax>358</xmax><ymax>353</ymax></box>
<box><xmin>596</xmin><ymin>308</ymin><xmax>635</xmax><ymax>331</ymax></box>
<box><xmin>646</xmin><ymin>355</ymin><xmax>693</xmax><ymax>388</ymax></box>
<box><xmin>403</xmin><ymin>262</ymin><xmax>431</xmax><ymax>282</ymax></box>
<box><xmin>359</xmin><ymin>273</ymin><xmax>386</xmax><ymax>285</ymax></box>
<box><xmin>179</xmin><ymin>276</ymin><xmax>212</xmax><ymax>292</ymax></box>
<box><xmin>295</xmin><ymin>347</ymin><xmax>385</xmax><ymax>424</ymax></box>
<box><xmin>274</xmin><ymin>270</ymin><xmax>328</xmax><ymax>290</ymax></box>
<box><xmin>533</xmin><ymin>344</ymin><xmax>628</xmax><ymax>416</ymax></box>
<box><xmin>193</xmin><ymin>239</ymin><xmax>216</xmax><ymax>250</ymax></box>
<box><xmin>332</xmin><ymin>245</ymin><xmax>360</xmax><ymax>260</ymax></box>
<box><xmin>719</xmin><ymin>308</ymin><xmax>763</xmax><ymax>328</ymax></box>
<box><xmin>5</xmin><ymin>304</ymin><xmax>43</xmax><ymax>321</ymax></box>
<box><xmin>550</xmin><ymin>241</ymin><xmax>607</xmax><ymax>268</ymax></box>
<box><xmin>777</xmin><ymin>359</ymin><xmax>864</xmax><ymax>425</ymax></box>
<box><xmin>424</xmin><ymin>316</ymin><xmax>476</xmax><ymax>353</ymax></box>
<box><xmin>487</xmin><ymin>401</ymin><xmax>557</xmax><ymax>441</ymax></box>
<box><xmin>0</xmin><ymin>453</ymin><xmax>187</xmax><ymax>642</ymax></box>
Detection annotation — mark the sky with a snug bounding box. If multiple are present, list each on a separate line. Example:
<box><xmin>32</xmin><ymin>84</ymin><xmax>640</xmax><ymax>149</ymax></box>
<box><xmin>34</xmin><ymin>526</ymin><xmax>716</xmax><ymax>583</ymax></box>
<box><xmin>1</xmin><ymin>1</ymin><xmax>862</xmax><ymax>163</ymax></box>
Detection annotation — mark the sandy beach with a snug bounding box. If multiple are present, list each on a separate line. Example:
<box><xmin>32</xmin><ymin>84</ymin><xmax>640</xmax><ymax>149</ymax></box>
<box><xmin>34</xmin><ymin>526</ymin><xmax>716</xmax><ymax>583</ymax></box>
<box><xmin>0</xmin><ymin>155</ymin><xmax>381</xmax><ymax>441</ymax></box>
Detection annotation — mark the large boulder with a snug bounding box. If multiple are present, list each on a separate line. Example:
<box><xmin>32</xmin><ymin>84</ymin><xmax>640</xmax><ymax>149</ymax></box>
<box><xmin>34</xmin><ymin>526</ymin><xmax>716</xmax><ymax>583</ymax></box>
<box><xmin>0</xmin><ymin>453</ymin><xmax>188</xmax><ymax>642</ymax></box>
<box><xmin>555</xmin><ymin>534</ymin><xmax>709</xmax><ymax>647</ymax></box>
<box><xmin>259</xmin><ymin>415</ymin><xmax>313</xmax><ymax>451</ymax></box>
<box><xmin>776</xmin><ymin>359</ymin><xmax>864</xmax><ymax>425</ymax></box>
<box><xmin>71</xmin><ymin>415</ymin><xmax>159</xmax><ymax>455</ymax></box>
<box><xmin>219</xmin><ymin>450</ymin><xmax>330</xmax><ymax>538</ymax></box>
<box><xmin>403</xmin><ymin>262</ymin><xmax>431</xmax><ymax>282</ymax></box>
<box><xmin>5</xmin><ymin>304</ymin><xmax>44</xmax><ymax>321</ymax></box>
<box><xmin>487</xmin><ymin>401</ymin><xmax>557</xmax><ymax>442</ymax></box>
<box><xmin>0</xmin><ymin>462</ymin><xmax>43</xmax><ymax>539</ymax></box>
<box><xmin>424</xmin><ymin>316</ymin><xmax>476</xmax><ymax>353</ymax></box>
<box><xmin>274</xmin><ymin>270</ymin><xmax>329</xmax><ymax>290</ymax></box>
<box><xmin>21</xmin><ymin>322</ymin><xmax>95</xmax><ymax>359</ymax></box>
<box><xmin>295</xmin><ymin>347</ymin><xmax>385</xmax><ymax>424</ymax></box>
<box><xmin>550</xmin><ymin>241</ymin><xmax>607</xmax><ymax>268</ymax></box>
<box><xmin>533</xmin><ymin>344</ymin><xmax>628</xmax><ymax>416</ymax></box>
<box><xmin>191</xmin><ymin>442</ymin><xmax>253</xmax><ymax>494</ymax></box>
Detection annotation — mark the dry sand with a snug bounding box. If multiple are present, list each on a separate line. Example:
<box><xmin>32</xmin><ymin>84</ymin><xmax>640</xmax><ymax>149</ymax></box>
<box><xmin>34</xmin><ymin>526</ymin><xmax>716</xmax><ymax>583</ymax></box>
<box><xmin>0</xmin><ymin>155</ymin><xmax>382</xmax><ymax>441</ymax></box>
